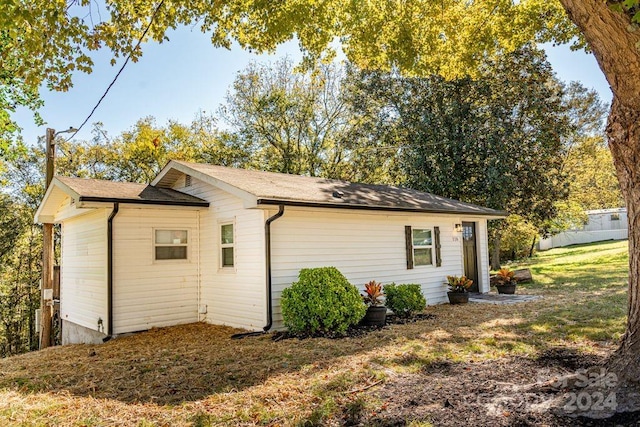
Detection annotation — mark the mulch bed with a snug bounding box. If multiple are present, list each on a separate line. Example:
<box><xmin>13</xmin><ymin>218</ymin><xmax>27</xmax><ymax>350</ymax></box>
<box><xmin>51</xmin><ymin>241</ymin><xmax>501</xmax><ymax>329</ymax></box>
<box><xmin>272</xmin><ymin>313</ymin><xmax>437</xmax><ymax>341</ymax></box>
<box><xmin>350</xmin><ymin>347</ymin><xmax>640</xmax><ymax>426</ymax></box>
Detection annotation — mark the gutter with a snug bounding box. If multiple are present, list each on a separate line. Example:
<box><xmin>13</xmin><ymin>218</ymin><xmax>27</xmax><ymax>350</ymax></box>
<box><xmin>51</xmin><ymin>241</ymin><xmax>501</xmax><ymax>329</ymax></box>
<box><xmin>231</xmin><ymin>205</ymin><xmax>285</xmax><ymax>339</ymax></box>
<box><xmin>255</xmin><ymin>199</ymin><xmax>507</xmax><ymax>218</ymax></box>
<box><xmin>78</xmin><ymin>196</ymin><xmax>209</xmax><ymax>208</ymax></box>
<box><xmin>104</xmin><ymin>202</ymin><xmax>120</xmax><ymax>342</ymax></box>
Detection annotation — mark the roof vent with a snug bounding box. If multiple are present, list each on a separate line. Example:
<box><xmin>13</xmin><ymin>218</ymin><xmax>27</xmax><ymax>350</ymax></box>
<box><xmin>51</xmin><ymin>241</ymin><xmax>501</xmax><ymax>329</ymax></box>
<box><xmin>185</xmin><ymin>175</ymin><xmax>192</xmax><ymax>187</ymax></box>
<box><xmin>332</xmin><ymin>190</ymin><xmax>344</xmax><ymax>199</ymax></box>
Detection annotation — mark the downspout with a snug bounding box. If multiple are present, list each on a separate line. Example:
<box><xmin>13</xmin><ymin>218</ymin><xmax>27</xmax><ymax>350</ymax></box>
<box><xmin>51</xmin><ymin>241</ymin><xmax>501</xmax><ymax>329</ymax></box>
<box><xmin>231</xmin><ymin>204</ymin><xmax>285</xmax><ymax>339</ymax></box>
<box><xmin>104</xmin><ymin>202</ymin><xmax>119</xmax><ymax>342</ymax></box>
<box><xmin>263</xmin><ymin>205</ymin><xmax>285</xmax><ymax>332</ymax></box>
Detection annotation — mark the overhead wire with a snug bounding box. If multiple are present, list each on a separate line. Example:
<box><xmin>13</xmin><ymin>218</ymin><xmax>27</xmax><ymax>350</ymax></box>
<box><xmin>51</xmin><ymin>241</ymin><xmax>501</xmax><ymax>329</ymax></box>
<box><xmin>65</xmin><ymin>0</ymin><xmax>166</xmax><ymax>142</ymax></box>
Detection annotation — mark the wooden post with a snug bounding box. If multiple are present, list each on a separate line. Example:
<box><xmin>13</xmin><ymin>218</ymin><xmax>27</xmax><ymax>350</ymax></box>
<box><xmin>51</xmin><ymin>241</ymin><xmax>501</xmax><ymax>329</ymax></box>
<box><xmin>40</xmin><ymin>127</ymin><xmax>55</xmax><ymax>350</ymax></box>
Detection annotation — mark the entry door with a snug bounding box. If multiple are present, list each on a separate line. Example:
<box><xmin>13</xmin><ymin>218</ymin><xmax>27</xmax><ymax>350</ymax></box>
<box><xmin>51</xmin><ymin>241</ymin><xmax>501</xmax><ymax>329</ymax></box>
<box><xmin>462</xmin><ymin>222</ymin><xmax>479</xmax><ymax>292</ymax></box>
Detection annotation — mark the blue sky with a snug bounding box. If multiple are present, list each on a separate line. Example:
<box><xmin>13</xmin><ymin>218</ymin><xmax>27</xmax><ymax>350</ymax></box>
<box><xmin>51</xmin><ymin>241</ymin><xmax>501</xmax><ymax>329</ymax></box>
<box><xmin>14</xmin><ymin>28</ymin><xmax>612</xmax><ymax>145</ymax></box>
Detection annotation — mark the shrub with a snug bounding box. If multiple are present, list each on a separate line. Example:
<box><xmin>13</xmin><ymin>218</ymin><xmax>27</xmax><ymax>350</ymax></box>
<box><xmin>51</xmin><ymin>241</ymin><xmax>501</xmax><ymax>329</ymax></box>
<box><xmin>281</xmin><ymin>267</ymin><xmax>366</xmax><ymax>335</ymax></box>
<box><xmin>383</xmin><ymin>284</ymin><xmax>426</xmax><ymax>318</ymax></box>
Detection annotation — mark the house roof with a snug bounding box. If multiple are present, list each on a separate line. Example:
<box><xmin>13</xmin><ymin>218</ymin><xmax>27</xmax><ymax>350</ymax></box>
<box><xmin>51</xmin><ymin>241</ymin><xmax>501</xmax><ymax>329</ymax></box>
<box><xmin>35</xmin><ymin>176</ymin><xmax>210</xmax><ymax>223</ymax></box>
<box><xmin>153</xmin><ymin>160</ymin><xmax>505</xmax><ymax>217</ymax></box>
<box><xmin>55</xmin><ymin>176</ymin><xmax>209</xmax><ymax>206</ymax></box>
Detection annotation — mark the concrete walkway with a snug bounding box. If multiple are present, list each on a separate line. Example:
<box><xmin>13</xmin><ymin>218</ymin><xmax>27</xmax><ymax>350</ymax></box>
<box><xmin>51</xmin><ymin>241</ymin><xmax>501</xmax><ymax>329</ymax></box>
<box><xmin>468</xmin><ymin>292</ymin><xmax>542</xmax><ymax>305</ymax></box>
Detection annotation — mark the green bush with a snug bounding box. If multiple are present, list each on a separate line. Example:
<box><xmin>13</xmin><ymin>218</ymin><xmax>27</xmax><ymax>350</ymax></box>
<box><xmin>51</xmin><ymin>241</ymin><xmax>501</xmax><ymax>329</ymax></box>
<box><xmin>383</xmin><ymin>284</ymin><xmax>426</xmax><ymax>318</ymax></box>
<box><xmin>281</xmin><ymin>267</ymin><xmax>366</xmax><ymax>335</ymax></box>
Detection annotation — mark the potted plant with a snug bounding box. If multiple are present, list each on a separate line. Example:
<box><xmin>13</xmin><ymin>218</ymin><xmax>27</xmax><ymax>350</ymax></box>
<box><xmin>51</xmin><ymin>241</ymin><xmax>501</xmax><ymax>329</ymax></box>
<box><xmin>446</xmin><ymin>275</ymin><xmax>473</xmax><ymax>304</ymax></box>
<box><xmin>360</xmin><ymin>280</ymin><xmax>387</xmax><ymax>326</ymax></box>
<box><xmin>495</xmin><ymin>268</ymin><xmax>518</xmax><ymax>294</ymax></box>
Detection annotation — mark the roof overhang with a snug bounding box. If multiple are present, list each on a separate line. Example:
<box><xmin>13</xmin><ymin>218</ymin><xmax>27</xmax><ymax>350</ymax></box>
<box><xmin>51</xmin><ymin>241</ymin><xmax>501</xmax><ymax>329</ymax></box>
<box><xmin>35</xmin><ymin>177</ymin><xmax>210</xmax><ymax>224</ymax></box>
<box><xmin>256</xmin><ymin>198</ymin><xmax>507</xmax><ymax>219</ymax></box>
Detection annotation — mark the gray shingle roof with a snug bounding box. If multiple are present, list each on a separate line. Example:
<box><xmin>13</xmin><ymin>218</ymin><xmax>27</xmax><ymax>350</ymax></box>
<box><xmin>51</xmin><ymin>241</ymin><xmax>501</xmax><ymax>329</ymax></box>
<box><xmin>57</xmin><ymin>176</ymin><xmax>209</xmax><ymax>207</ymax></box>
<box><xmin>169</xmin><ymin>161</ymin><xmax>504</xmax><ymax>216</ymax></box>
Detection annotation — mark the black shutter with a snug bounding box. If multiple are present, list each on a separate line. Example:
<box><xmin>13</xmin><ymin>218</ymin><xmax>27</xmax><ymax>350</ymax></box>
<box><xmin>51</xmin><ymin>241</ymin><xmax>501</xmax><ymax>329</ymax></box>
<box><xmin>405</xmin><ymin>226</ymin><xmax>414</xmax><ymax>269</ymax></box>
<box><xmin>434</xmin><ymin>226</ymin><xmax>442</xmax><ymax>267</ymax></box>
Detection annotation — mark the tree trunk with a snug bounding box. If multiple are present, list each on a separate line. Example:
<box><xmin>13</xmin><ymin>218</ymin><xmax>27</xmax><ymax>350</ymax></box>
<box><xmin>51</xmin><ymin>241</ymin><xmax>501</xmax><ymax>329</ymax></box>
<box><xmin>529</xmin><ymin>235</ymin><xmax>536</xmax><ymax>258</ymax></box>
<box><xmin>558</xmin><ymin>0</ymin><xmax>640</xmax><ymax>399</ymax></box>
<box><xmin>606</xmin><ymin>98</ymin><xmax>640</xmax><ymax>384</ymax></box>
<box><xmin>491</xmin><ymin>234</ymin><xmax>501</xmax><ymax>271</ymax></box>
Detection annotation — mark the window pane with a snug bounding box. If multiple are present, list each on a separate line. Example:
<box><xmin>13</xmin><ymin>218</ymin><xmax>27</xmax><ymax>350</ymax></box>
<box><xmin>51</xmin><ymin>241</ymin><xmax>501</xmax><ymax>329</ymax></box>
<box><xmin>221</xmin><ymin>224</ymin><xmax>234</xmax><ymax>244</ymax></box>
<box><xmin>412</xmin><ymin>229</ymin><xmax>432</xmax><ymax>246</ymax></box>
<box><xmin>156</xmin><ymin>230</ymin><xmax>187</xmax><ymax>244</ymax></box>
<box><xmin>155</xmin><ymin>246</ymin><xmax>187</xmax><ymax>260</ymax></box>
<box><xmin>222</xmin><ymin>247</ymin><xmax>234</xmax><ymax>267</ymax></box>
<box><xmin>414</xmin><ymin>248</ymin><xmax>432</xmax><ymax>266</ymax></box>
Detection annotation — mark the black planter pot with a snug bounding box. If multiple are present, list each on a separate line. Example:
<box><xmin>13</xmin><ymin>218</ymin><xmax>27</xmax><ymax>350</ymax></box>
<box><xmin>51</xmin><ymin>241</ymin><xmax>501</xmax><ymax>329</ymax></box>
<box><xmin>496</xmin><ymin>284</ymin><xmax>517</xmax><ymax>294</ymax></box>
<box><xmin>447</xmin><ymin>291</ymin><xmax>469</xmax><ymax>304</ymax></box>
<box><xmin>361</xmin><ymin>305</ymin><xmax>387</xmax><ymax>326</ymax></box>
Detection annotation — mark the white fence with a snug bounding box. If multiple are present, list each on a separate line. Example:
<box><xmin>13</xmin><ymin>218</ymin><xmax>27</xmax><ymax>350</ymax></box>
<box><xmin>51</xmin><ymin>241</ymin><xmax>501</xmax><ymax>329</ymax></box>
<box><xmin>539</xmin><ymin>228</ymin><xmax>628</xmax><ymax>250</ymax></box>
<box><xmin>539</xmin><ymin>208</ymin><xmax>627</xmax><ymax>250</ymax></box>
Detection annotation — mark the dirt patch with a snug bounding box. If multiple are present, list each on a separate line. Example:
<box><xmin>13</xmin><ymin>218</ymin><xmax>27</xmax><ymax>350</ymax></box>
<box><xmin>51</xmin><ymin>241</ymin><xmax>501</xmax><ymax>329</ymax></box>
<box><xmin>351</xmin><ymin>349</ymin><xmax>640</xmax><ymax>426</ymax></box>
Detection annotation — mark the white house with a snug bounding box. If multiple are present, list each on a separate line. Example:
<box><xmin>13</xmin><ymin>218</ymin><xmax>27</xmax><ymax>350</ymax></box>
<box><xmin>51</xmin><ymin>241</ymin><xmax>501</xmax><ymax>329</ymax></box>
<box><xmin>35</xmin><ymin>160</ymin><xmax>504</xmax><ymax>344</ymax></box>
<box><xmin>539</xmin><ymin>207</ymin><xmax>627</xmax><ymax>250</ymax></box>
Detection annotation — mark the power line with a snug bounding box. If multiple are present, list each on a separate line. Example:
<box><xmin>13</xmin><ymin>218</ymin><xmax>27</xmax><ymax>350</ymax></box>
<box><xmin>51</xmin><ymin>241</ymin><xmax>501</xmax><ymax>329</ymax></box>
<box><xmin>66</xmin><ymin>0</ymin><xmax>166</xmax><ymax>142</ymax></box>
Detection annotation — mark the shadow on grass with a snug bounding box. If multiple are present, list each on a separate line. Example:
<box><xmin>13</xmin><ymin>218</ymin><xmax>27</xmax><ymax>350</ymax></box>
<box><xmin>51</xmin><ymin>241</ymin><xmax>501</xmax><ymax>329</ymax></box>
<box><xmin>0</xmin><ymin>241</ymin><xmax>630</xmax><ymax>410</ymax></box>
<box><xmin>0</xmin><ymin>292</ymin><xmax>627</xmax><ymax>410</ymax></box>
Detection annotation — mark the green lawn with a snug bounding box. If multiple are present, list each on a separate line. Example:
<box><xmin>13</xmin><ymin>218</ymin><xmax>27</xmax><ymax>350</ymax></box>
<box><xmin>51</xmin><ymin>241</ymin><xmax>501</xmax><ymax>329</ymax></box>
<box><xmin>0</xmin><ymin>240</ymin><xmax>630</xmax><ymax>426</ymax></box>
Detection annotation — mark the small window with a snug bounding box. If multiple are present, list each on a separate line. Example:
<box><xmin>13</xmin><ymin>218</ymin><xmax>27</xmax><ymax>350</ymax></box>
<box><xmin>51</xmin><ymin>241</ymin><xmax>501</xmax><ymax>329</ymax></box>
<box><xmin>412</xmin><ymin>228</ymin><xmax>433</xmax><ymax>266</ymax></box>
<box><xmin>611</xmin><ymin>213</ymin><xmax>620</xmax><ymax>221</ymax></box>
<box><xmin>155</xmin><ymin>230</ymin><xmax>188</xmax><ymax>260</ymax></box>
<box><xmin>220</xmin><ymin>223</ymin><xmax>234</xmax><ymax>267</ymax></box>
<box><xmin>185</xmin><ymin>175</ymin><xmax>192</xmax><ymax>187</ymax></box>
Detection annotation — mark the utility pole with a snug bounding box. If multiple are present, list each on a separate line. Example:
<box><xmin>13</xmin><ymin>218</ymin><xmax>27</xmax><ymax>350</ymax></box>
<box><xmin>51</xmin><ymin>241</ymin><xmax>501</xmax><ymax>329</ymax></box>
<box><xmin>40</xmin><ymin>126</ymin><xmax>76</xmax><ymax>350</ymax></box>
<box><xmin>40</xmin><ymin>128</ymin><xmax>55</xmax><ymax>349</ymax></box>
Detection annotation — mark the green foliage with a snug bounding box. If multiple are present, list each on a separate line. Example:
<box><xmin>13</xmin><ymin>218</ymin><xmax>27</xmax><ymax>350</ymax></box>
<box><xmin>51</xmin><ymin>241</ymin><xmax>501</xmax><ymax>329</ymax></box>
<box><xmin>350</xmin><ymin>47</ymin><xmax>571</xmax><ymax>230</ymax></box>
<box><xmin>1</xmin><ymin>0</ymin><xmax>581</xmax><ymax>143</ymax></box>
<box><xmin>498</xmin><ymin>215</ymin><xmax>539</xmax><ymax>261</ymax></box>
<box><xmin>221</xmin><ymin>58</ymin><xmax>392</xmax><ymax>182</ymax></box>
<box><xmin>281</xmin><ymin>267</ymin><xmax>366</xmax><ymax>335</ymax></box>
<box><xmin>382</xmin><ymin>284</ymin><xmax>426</xmax><ymax>318</ymax></box>
<box><xmin>563</xmin><ymin>136</ymin><xmax>623</xmax><ymax>211</ymax></box>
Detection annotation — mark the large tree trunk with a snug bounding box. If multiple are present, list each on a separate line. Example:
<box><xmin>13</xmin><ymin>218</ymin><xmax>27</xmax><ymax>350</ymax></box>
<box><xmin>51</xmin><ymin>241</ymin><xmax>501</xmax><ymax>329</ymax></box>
<box><xmin>607</xmin><ymin>98</ymin><xmax>640</xmax><ymax>382</ymax></box>
<box><xmin>559</xmin><ymin>0</ymin><xmax>640</xmax><ymax>399</ymax></box>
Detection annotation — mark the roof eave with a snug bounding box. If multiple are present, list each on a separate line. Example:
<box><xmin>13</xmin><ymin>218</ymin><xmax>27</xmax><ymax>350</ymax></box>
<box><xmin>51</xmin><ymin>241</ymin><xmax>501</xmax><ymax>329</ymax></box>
<box><xmin>78</xmin><ymin>196</ymin><xmax>210</xmax><ymax>208</ymax></box>
<box><xmin>256</xmin><ymin>199</ymin><xmax>507</xmax><ymax>217</ymax></box>
<box><xmin>34</xmin><ymin>177</ymin><xmax>81</xmax><ymax>224</ymax></box>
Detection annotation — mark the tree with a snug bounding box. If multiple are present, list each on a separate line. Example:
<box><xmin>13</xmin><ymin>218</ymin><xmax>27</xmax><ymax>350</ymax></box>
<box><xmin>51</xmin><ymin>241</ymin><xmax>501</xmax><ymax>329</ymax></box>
<box><xmin>563</xmin><ymin>136</ymin><xmax>623</xmax><ymax>210</ymax></box>
<box><xmin>221</xmin><ymin>58</ymin><xmax>395</xmax><ymax>182</ymax></box>
<box><xmin>52</xmin><ymin>114</ymin><xmax>252</xmax><ymax>184</ymax></box>
<box><xmin>347</xmin><ymin>47</ymin><xmax>572</xmax><ymax>267</ymax></box>
<box><xmin>4</xmin><ymin>0</ymin><xmax>640</xmax><ymax>408</ymax></box>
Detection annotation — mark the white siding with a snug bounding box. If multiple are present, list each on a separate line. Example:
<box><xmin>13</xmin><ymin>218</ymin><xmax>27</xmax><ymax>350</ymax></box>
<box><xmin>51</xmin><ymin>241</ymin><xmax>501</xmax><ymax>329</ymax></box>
<box><xmin>175</xmin><ymin>178</ymin><xmax>266</xmax><ymax>330</ymax></box>
<box><xmin>475</xmin><ymin>219</ymin><xmax>490</xmax><ymax>293</ymax></box>
<box><xmin>269</xmin><ymin>208</ymin><xmax>487</xmax><ymax>328</ymax></box>
<box><xmin>112</xmin><ymin>207</ymin><xmax>200</xmax><ymax>334</ymax></box>
<box><xmin>60</xmin><ymin>209</ymin><xmax>109</xmax><ymax>333</ymax></box>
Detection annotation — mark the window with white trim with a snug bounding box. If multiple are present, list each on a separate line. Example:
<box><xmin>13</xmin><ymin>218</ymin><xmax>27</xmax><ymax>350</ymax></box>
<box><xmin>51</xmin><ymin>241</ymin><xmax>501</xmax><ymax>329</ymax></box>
<box><xmin>412</xmin><ymin>228</ymin><xmax>433</xmax><ymax>266</ymax></box>
<box><xmin>154</xmin><ymin>229</ymin><xmax>188</xmax><ymax>260</ymax></box>
<box><xmin>220</xmin><ymin>223</ymin><xmax>235</xmax><ymax>267</ymax></box>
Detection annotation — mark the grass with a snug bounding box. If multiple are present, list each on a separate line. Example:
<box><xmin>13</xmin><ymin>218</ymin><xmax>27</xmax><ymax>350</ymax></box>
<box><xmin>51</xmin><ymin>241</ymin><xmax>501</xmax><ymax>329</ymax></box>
<box><xmin>0</xmin><ymin>240</ymin><xmax>629</xmax><ymax>426</ymax></box>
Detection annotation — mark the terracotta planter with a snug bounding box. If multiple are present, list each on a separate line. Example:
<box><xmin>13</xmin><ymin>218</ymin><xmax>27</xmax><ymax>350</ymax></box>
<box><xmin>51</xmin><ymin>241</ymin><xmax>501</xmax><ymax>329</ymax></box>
<box><xmin>496</xmin><ymin>284</ymin><xmax>517</xmax><ymax>294</ymax></box>
<box><xmin>360</xmin><ymin>305</ymin><xmax>387</xmax><ymax>326</ymax></box>
<box><xmin>447</xmin><ymin>291</ymin><xmax>469</xmax><ymax>304</ymax></box>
